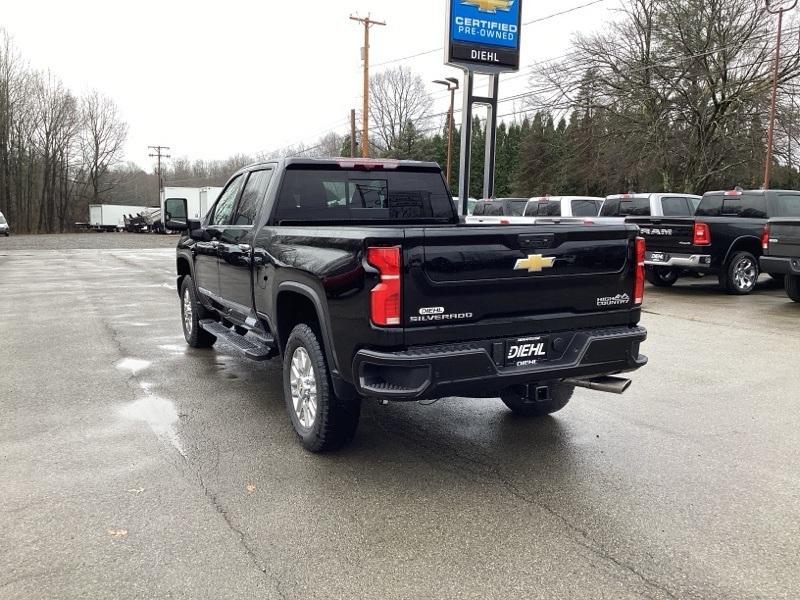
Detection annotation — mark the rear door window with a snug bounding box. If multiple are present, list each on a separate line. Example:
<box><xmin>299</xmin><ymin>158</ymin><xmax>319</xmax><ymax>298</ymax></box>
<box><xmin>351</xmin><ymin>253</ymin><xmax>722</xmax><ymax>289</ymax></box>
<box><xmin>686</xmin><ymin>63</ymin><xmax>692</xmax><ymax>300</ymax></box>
<box><xmin>661</xmin><ymin>196</ymin><xmax>692</xmax><ymax>217</ymax></box>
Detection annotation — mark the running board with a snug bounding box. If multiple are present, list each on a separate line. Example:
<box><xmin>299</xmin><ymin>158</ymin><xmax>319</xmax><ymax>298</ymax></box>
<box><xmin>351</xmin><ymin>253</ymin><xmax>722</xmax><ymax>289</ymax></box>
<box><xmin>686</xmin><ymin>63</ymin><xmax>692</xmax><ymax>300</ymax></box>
<box><xmin>565</xmin><ymin>376</ymin><xmax>632</xmax><ymax>395</ymax></box>
<box><xmin>199</xmin><ymin>319</ymin><xmax>277</xmax><ymax>361</ymax></box>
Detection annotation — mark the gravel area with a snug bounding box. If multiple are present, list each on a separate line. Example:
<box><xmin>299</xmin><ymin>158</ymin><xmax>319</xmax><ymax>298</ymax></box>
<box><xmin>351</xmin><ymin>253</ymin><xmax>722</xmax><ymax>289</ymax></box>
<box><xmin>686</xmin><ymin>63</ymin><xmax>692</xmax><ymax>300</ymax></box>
<box><xmin>0</xmin><ymin>232</ymin><xmax>180</xmax><ymax>251</ymax></box>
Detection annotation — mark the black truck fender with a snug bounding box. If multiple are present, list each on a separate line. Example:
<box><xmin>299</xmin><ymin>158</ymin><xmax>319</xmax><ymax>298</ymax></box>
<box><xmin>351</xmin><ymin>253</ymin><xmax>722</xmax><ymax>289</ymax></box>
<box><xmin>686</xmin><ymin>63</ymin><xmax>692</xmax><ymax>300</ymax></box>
<box><xmin>723</xmin><ymin>235</ymin><xmax>762</xmax><ymax>265</ymax></box>
<box><xmin>273</xmin><ymin>281</ymin><xmax>356</xmax><ymax>400</ymax></box>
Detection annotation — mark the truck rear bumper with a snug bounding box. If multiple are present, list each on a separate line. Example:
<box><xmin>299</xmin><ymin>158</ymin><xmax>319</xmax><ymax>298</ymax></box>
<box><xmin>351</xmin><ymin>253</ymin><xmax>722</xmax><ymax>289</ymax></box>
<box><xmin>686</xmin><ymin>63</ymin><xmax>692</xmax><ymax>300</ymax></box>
<box><xmin>760</xmin><ymin>256</ymin><xmax>800</xmax><ymax>275</ymax></box>
<box><xmin>645</xmin><ymin>252</ymin><xmax>711</xmax><ymax>269</ymax></box>
<box><xmin>352</xmin><ymin>325</ymin><xmax>648</xmax><ymax>401</ymax></box>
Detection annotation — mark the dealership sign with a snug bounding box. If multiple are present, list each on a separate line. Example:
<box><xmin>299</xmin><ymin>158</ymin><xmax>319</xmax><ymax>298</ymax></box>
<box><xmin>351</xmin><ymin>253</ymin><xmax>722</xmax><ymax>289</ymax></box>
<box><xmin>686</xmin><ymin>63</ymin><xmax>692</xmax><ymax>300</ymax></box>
<box><xmin>446</xmin><ymin>0</ymin><xmax>522</xmax><ymax>73</ymax></box>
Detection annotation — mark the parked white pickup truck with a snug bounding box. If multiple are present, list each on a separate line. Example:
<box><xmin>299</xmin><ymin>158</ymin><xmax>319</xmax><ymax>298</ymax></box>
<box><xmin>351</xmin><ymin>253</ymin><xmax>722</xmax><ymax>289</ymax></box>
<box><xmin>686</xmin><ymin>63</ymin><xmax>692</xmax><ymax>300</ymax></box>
<box><xmin>598</xmin><ymin>193</ymin><xmax>702</xmax><ymax>223</ymax></box>
<box><xmin>467</xmin><ymin>196</ymin><xmax>603</xmax><ymax>224</ymax></box>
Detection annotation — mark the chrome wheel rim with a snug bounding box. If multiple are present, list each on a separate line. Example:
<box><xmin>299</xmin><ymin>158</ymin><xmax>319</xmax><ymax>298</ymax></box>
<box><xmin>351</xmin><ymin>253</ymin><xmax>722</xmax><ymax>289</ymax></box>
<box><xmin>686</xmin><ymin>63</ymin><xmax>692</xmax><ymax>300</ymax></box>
<box><xmin>290</xmin><ymin>347</ymin><xmax>318</xmax><ymax>429</ymax></box>
<box><xmin>733</xmin><ymin>258</ymin><xmax>757</xmax><ymax>291</ymax></box>
<box><xmin>182</xmin><ymin>288</ymin><xmax>193</xmax><ymax>335</ymax></box>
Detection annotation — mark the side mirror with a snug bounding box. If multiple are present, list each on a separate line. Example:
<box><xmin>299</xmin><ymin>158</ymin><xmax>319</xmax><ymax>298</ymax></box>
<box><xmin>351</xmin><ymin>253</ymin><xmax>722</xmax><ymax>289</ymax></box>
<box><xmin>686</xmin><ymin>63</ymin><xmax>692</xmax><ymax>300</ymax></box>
<box><xmin>164</xmin><ymin>198</ymin><xmax>188</xmax><ymax>231</ymax></box>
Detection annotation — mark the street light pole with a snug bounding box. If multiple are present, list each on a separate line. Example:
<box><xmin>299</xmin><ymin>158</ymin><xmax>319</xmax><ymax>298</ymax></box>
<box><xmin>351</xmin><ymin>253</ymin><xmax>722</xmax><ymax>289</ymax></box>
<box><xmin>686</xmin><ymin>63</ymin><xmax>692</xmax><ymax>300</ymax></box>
<box><xmin>764</xmin><ymin>0</ymin><xmax>798</xmax><ymax>189</ymax></box>
<box><xmin>434</xmin><ymin>77</ymin><xmax>460</xmax><ymax>189</ymax></box>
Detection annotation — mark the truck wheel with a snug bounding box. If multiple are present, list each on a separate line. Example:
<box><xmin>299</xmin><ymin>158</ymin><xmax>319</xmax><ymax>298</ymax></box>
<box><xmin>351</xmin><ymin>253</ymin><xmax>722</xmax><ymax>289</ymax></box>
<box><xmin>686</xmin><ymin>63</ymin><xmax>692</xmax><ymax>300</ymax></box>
<box><xmin>645</xmin><ymin>266</ymin><xmax>678</xmax><ymax>287</ymax></box>
<box><xmin>720</xmin><ymin>251</ymin><xmax>759</xmax><ymax>295</ymax></box>
<box><xmin>180</xmin><ymin>276</ymin><xmax>216</xmax><ymax>348</ymax></box>
<box><xmin>283</xmin><ymin>324</ymin><xmax>360</xmax><ymax>452</ymax></box>
<box><xmin>786</xmin><ymin>275</ymin><xmax>800</xmax><ymax>303</ymax></box>
<box><xmin>501</xmin><ymin>382</ymin><xmax>574</xmax><ymax>417</ymax></box>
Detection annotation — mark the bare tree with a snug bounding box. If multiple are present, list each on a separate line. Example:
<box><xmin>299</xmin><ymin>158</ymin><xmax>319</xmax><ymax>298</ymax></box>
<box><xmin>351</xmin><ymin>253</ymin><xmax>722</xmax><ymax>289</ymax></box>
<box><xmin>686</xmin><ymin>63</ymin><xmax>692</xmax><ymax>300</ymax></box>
<box><xmin>369</xmin><ymin>66</ymin><xmax>432</xmax><ymax>156</ymax></box>
<box><xmin>80</xmin><ymin>90</ymin><xmax>127</xmax><ymax>204</ymax></box>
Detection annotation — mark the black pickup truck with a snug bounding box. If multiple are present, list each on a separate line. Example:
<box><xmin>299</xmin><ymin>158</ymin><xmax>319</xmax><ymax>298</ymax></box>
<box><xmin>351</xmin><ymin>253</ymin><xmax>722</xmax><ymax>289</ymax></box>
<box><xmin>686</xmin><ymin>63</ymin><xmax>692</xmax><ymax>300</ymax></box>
<box><xmin>627</xmin><ymin>190</ymin><xmax>800</xmax><ymax>294</ymax></box>
<box><xmin>761</xmin><ymin>218</ymin><xmax>800</xmax><ymax>302</ymax></box>
<box><xmin>165</xmin><ymin>158</ymin><xmax>648</xmax><ymax>452</ymax></box>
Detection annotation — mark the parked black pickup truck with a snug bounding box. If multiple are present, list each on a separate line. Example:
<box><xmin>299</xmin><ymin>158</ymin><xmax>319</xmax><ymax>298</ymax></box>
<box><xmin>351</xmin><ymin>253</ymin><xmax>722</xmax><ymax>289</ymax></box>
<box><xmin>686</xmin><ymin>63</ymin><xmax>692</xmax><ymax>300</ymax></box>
<box><xmin>627</xmin><ymin>189</ymin><xmax>800</xmax><ymax>294</ymax></box>
<box><xmin>165</xmin><ymin>158</ymin><xmax>648</xmax><ymax>451</ymax></box>
<box><xmin>761</xmin><ymin>218</ymin><xmax>800</xmax><ymax>302</ymax></box>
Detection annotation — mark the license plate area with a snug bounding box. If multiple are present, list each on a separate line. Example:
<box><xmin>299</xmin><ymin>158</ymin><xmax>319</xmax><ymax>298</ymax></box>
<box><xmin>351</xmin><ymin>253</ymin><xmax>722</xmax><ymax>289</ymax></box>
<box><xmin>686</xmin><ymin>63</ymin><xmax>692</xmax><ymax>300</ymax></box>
<box><xmin>505</xmin><ymin>336</ymin><xmax>549</xmax><ymax>367</ymax></box>
<box><xmin>648</xmin><ymin>252</ymin><xmax>669</xmax><ymax>263</ymax></box>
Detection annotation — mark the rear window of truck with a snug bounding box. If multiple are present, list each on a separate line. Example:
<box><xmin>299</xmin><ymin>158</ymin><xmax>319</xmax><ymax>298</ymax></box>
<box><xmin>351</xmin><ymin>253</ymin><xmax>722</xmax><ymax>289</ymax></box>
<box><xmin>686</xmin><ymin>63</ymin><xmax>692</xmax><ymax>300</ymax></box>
<box><xmin>696</xmin><ymin>194</ymin><xmax>767</xmax><ymax>218</ymax></box>
<box><xmin>600</xmin><ymin>198</ymin><xmax>650</xmax><ymax>217</ymax></box>
<box><xmin>526</xmin><ymin>200</ymin><xmax>561</xmax><ymax>217</ymax></box>
<box><xmin>274</xmin><ymin>168</ymin><xmax>456</xmax><ymax>224</ymax></box>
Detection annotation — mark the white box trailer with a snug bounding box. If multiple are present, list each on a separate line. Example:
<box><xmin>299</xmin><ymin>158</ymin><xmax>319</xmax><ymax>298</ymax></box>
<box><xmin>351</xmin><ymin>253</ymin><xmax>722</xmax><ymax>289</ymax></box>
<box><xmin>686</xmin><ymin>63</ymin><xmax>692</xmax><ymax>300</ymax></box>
<box><xmin>199</xmin><ymin>187</ymin><xmax>223</xmax><ymax>219</ymax></box>
<box><xmin>88</xmin><ymin>204</ymin><xmax>148</xmax><ymax>231</ymax></box>
<box><xmin>160</xmin><ymin>187</ymin><xmax>205</xmax><ymax>222</ymax></box>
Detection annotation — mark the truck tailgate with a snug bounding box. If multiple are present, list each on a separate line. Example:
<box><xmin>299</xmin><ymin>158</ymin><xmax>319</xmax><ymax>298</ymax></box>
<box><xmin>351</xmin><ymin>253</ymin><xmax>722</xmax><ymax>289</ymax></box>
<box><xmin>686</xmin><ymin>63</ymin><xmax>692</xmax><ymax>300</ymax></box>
<box><xmin>626</xmin><ymin>217</ymin><xmax>695</xmax><ymax>252</ymax></box>
<box><xmin>402</xmin><ymin>224</ymin><xmax>640</xmax><ymax>343</ymax></box>
<box><xmin>769</xmin><ymin>219</ymin><xmax>800</xmax><ymax>258</ymax></box>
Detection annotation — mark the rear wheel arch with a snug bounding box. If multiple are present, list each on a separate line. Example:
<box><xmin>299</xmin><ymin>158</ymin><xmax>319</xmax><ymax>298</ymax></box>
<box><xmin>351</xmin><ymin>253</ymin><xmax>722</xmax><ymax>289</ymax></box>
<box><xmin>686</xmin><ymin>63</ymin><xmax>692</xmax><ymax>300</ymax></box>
<box><xmin>275</xmin><ymin>284</ymin><xmax>338</xmax><ymax>370</ymax></box>
<box><xmin>724</xmin><ymin>236</ymin><xmax>762</xmax><ymax>264</ymax></box>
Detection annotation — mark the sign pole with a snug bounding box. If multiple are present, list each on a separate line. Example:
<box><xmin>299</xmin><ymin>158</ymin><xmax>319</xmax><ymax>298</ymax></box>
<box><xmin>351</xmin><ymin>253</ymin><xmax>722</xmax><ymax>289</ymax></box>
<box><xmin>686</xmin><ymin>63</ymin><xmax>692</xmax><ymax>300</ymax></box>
<box><xmin>458</xmin><ymin>71</ymin><xmax>475</xmax><ymax>216</ymax></box>
<box><xmin>483</xmin><ymin>74</ymin><xmax>499</xmax><ymax>200</ymax></box>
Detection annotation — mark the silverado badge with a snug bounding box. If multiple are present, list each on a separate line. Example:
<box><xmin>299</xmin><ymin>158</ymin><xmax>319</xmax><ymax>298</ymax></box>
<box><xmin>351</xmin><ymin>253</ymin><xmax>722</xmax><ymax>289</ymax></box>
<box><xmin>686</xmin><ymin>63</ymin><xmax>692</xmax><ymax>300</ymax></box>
<box><xmin>462</xmin><ymin>0</ymin><xmax>515</xmax><ymax>13</ymax></box>
<box><xmin>514</xmin><ymin>254</ymin><xmax>556</xmax><ymax>273</ymax></box>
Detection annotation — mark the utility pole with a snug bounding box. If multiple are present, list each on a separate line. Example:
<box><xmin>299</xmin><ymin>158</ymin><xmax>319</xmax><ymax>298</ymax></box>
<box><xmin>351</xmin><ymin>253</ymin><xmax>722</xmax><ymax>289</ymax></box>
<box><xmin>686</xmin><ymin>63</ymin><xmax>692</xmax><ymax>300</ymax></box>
<box><xmin>350</xmin><ymin>13</ymin><xmax>385</xmax><ymax>158</ymax></box>
<box><xmin>434</xmin><ymin>77</ymin><xmax>460</xmax><ymax>188</ymax></box>
<box><xmin>148</xmin><ymin>145</ymin><xmax>171</xmax><ymax>202</ymax></box>
<box><xmin>350</xmin><ymin>109</ymin><xmax>357</xmax><ymax>158</ymax></box>
<box><xmin>764</xmin><ymin>0</ymin><xmax>798</xmax><ymax>189</ymax></box>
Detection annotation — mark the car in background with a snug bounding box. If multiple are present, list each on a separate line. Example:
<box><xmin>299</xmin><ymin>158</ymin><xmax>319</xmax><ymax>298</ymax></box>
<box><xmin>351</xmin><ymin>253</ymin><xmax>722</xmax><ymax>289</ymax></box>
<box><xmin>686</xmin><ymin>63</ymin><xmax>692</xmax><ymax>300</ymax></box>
<box><xmin>760</xmin><ymin>217</ymin><xmax>800</xmax><ymax>302</ymax></box>
<box><xmin>599</xmin><ymin>193</ymin><xmax>702</xmax><ymax>223</ymax></box>
<box><xmin>0</xmin><ymin>211</ymin><xmax>9</xmax><ymax>236</ymax></box>
<box><xmin>524</xmin><ymin>196</ymin><xmax>604</xmax><ymax>218</ymax></box>
<box><xmin>470</xmin><ymin>198</ymin><xmax>530</xmax><ymax>217</ymax></box>
<box><xmin>628</xmin><ymin>189</ymin><xmax>800</xmax><ymax>294</ymax></box>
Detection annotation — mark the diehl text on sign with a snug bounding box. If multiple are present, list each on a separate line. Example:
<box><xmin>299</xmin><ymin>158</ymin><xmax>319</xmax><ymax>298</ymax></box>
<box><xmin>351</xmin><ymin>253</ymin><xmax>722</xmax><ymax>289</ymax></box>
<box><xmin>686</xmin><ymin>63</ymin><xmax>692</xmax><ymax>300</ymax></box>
<box><xmin>446</xmin><ymin>0</ymin><xmax>522</xmax><ymax>73</ymax></box>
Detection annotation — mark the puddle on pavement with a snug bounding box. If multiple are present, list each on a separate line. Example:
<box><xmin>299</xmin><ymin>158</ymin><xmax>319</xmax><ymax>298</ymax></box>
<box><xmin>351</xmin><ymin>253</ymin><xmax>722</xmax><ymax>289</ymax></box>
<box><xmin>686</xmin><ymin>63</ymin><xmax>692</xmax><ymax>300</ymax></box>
<box><xmin>116</xmin><ymin>358</ymin><xmax>151</xmax><ymax>375</ymax></box>
<box><xmin>120</xmin><ymin>394</ymin><xmax>185</xmax><ymax>456</ymax></box>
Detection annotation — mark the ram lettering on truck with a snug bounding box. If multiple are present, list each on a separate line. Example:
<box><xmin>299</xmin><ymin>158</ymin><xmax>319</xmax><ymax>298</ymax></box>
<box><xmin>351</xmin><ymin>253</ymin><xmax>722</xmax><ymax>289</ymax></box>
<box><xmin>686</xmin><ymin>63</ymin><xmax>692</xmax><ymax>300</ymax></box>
<box><xmin>165</xmin><ymin>158</ymin><xmax>648</xmax><ymax>452</ymax></box>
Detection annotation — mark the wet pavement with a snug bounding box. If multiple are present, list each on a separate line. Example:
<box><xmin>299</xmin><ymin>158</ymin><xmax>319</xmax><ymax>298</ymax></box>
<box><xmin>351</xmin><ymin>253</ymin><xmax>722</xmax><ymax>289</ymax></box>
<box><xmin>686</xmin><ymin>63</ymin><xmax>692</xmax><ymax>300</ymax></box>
<box><xmin>1</xmin><ymin>246</ymin><xmax>799</xmax><ymax>599</ymax></box>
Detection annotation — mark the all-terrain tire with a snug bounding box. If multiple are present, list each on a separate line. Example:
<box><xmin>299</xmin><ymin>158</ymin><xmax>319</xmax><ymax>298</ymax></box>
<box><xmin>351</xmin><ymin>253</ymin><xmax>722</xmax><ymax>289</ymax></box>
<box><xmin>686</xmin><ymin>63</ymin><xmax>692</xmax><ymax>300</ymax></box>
<box><xmin>501</xmin><ymin>382</ymin><xmax>575</xmax><ymax>417</ymax></box>
<box><xmin>283</xmin><ymin>324</ymin><xmax>361</xmax><ymax>452</ymax></box>
<box><xmin>180</xmin><ymin>276</ymin><xmax>217</xmax><ymax>348</ymax></box>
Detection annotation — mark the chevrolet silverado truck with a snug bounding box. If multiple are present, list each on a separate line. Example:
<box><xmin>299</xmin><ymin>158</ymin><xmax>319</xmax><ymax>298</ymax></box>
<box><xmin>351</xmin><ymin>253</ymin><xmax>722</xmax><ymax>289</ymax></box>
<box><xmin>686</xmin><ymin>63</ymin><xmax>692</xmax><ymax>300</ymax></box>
<box><xmin>627</xmin><ymin>190</ymin><xmax>800</xmax><ymax>293</ymax></box>
<box><xmin>165</xmin><ymin>158</ymin><xmax>648</xmax><ymax>452</ymax></box>
<box><xmin>761</xmin><ymin>218</ymin><xmax>800</xmax><ymax>302</ymax></box>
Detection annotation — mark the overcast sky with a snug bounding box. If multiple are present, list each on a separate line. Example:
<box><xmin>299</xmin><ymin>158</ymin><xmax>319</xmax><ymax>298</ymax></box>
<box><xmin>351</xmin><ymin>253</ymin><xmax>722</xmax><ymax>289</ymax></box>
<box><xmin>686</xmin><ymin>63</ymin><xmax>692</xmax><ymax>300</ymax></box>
<box><xmin>3</xmin><ymin>0</ymin><xmax>617</xmax><ymax>171</ymax></box>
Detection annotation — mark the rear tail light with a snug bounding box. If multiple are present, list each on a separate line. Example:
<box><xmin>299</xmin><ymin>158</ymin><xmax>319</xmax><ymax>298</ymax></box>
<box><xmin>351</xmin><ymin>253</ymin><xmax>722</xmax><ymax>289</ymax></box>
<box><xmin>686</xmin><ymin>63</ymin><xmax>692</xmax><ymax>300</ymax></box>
<box><xmin>762</xmin><ymin>224</ymin><xmax>770</xmax><ymax>251</ymax></box>
<box><xmin>693</xmin><ymin>222</ymin><xmax>711</xmax><ymax>246</ymax></box>
<box><xmin>367</xmin><ymin>246</ymin><xmax>401</xmax><ymax>327</ymax></box>
<box><xmin>634</xmin><ymin>236</ymin><xmax>645</xmax><ymax>305</ymax></box>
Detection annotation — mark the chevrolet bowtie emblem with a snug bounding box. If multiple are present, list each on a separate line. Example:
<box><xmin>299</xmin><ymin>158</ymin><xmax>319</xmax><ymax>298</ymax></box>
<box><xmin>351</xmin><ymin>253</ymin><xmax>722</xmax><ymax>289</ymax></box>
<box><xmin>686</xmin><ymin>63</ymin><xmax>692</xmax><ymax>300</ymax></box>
<box><xmin>462</xmin><ymin>0</ymin><xmax>515</xmax><ymax>13</ymax></box>
<box><xmin>514</xmin><ymin>254</ymin><xmax>556</xmax><ymax>273</ymax></box>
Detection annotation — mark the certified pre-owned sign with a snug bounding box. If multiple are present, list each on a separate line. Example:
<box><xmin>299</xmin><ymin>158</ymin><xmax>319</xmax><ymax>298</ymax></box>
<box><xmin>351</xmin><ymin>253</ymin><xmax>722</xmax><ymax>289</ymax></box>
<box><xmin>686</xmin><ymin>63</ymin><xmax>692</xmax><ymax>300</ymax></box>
<box><xmin>447</xmin><ymin>0</ymin><xmax>522</xmax><ymax>73</ymax></box>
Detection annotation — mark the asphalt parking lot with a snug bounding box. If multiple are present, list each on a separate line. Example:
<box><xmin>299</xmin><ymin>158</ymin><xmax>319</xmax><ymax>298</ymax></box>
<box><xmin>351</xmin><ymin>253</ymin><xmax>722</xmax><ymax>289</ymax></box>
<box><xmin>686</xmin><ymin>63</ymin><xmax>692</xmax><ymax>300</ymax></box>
<box><xmin>2</xmin><ymin>234</ymin><xmax>799</xmax><ymax>599</ymax></box>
